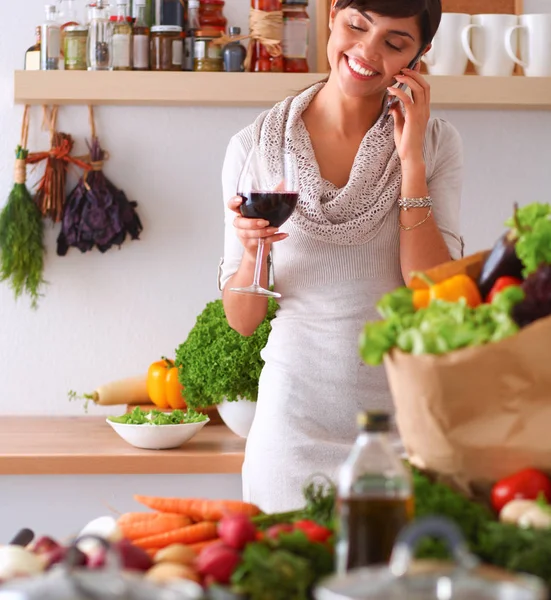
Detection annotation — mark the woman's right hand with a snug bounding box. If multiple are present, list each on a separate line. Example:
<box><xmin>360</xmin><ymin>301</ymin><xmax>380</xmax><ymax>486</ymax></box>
<box><xmin>228</xmin><ymin>196</ymin><xmax>289</xmax><ymax>260</ymax></box>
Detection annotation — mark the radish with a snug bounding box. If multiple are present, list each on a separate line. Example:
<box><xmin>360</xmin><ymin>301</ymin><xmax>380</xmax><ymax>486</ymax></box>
<box><xmin>69</xmin><ymin>375</ymin><xmax>150</xmax><ymax>408</ymax></box>
<box><xmin>196</xmin><ymin>543</ymin><xmax>241</xmax><ymax>584</ymax></box>
<box><xmin>217</xmin><ymin>514</ymin><xmax>257</xmax><ymax>550</ymax></box>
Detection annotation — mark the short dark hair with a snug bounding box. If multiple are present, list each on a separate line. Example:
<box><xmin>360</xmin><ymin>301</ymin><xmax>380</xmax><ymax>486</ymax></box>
<box><xmin>334</xmin><ymin>0</ymin><xmax>442</xmax><ymax>47</ymax></box>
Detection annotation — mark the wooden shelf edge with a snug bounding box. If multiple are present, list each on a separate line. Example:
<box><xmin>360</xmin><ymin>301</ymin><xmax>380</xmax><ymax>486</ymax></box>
<box><xmin>14</xmin><ymin>71</ymin><xmax>325</xmax><ymax>107</ymax></box>
<box><xmin>13</xmin><ymin>71</ymin><xmax>551</xmax><ymax>110</ymax></box>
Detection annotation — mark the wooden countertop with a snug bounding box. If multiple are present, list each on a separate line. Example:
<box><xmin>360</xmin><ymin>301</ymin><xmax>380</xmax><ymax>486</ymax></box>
<box><xmin>0</xmin><ymin>417</ymin><xmax>245</xmax><ymax>475</ymax></box>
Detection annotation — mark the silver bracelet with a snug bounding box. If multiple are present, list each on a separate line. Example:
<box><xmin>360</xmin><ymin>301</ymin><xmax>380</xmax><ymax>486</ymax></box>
<box><xmin>398</xmin><ymin>196</ymin><xmax>433</xmax><ymax>211</ymax></box>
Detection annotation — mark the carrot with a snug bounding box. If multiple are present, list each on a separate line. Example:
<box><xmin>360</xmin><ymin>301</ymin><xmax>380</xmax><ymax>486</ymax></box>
<box><xmin>188</xmin><ymin>539</ymin><xmax>220</xmax><ymax>554</ymax></box>
<box><xmin>133</xmin><ymin>521</ymin><xmax>218</xmax><ymax>550</ymax></box>
<box><xmin>117</xmin><ymin>512</ymin><xmax>191</xmax><ymax>541</ymax></box>
<box><xmin>203</xmin><ymin>500</ymin><xmax>261</xmax><ymax>521</ymax></box>
<box><xmin>133</xmin><ymin>495</ymin><xmax>261</xmax><ymax>521</ymax></box>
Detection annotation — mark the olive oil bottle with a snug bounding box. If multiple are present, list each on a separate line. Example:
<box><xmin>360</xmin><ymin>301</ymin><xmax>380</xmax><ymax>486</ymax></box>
<box><xmin>336</xmin><ymin>412</ymin><xmax>413</xmax><ymax>573</ymax></box>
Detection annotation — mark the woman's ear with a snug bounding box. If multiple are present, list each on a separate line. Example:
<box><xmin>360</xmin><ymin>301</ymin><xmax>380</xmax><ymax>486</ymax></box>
<box><xmin>329</xmin><ymin>0</ymin><xmax>338</xmax><ymax>30</ymax></box>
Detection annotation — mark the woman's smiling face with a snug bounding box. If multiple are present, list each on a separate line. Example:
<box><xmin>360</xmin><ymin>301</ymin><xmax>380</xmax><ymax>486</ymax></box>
<box><xmin>327</xmin><ymin>8</ymin><xmax>425</xmax><ymax>98</ymax></box>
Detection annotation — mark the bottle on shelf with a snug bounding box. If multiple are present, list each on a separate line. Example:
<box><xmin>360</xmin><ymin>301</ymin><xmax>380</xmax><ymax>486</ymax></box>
<box><xmin>112</xmin><ymin>0</ymin><xmax>133</xmax><ymax>70</ymax></box>
<box><xmin>133</xmin><ymin>0</ymin><xmax>150</xmax><ymax>70</ymax></box>
<box><xmin>282</xmin><ymin>0</ymin><xmax>309</xmax><ymax>73</ymax></box>
<box><xmin>25</xmin><ymin>26</ymin><xmax>42</xmax><ymax>71</ymax></box>
<box><xmin>58</xmin><ymin>0</ymin><xmax>79</xmax><ymax>29</ymax></box>
<box><xmin>335</xmin><ymin>411</ymin><xmax>413</xmax><ymax>574</ymax></box>
<box><xmin>153</xmin><ymin>0</ymin><xmax>185</xmax><ymax>27</ymax></box>
<box><xmin>249</xmin><ymin>0</ymin><xmax>283</xmax><ymax>72</ymax></box>
<box><xmin>183</xmin><ymin>0</ymin><xmax>200</xmax><ymax>71</ymax></box>
<box><xmin>223</xmin><ymin>26</ymin><xmax>246</xmax><ymax>72</ymax></box>
<box><xmin>87</xmin><ymin>0</ymin><xmax>113</xmax><ymax>70</ymax></box>
<box><xmin>41</xmin><ymin>4</ymin><xmax>61</xmax><ymax>70</ymax></box>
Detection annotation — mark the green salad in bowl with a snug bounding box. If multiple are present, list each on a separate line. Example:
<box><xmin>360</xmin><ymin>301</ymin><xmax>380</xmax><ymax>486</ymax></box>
<box><xmin>106</xmin><ymin>408</ymin><xmax>209</xmax><ymax>450</ymax></box>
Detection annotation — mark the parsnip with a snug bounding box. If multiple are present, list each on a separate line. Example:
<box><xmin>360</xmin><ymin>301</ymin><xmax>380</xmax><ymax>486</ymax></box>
<box><xmin>69</xmin><ymin>375</ymin><xmax>150</xmax><ymax>409</ymax></box>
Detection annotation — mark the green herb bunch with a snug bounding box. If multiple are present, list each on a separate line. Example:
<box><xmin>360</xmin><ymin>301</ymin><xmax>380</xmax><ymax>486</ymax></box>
<box><xmin>175</xmin><ymin>298</ymin><xmax>278</xmax><ymax>409</ymax></box>
<box><xmin>0</xmin><ymin>146</ymin><xmax>45</xmax><ymax>309</ymax></box>
<box><xmin>231</xmin><ymin>530</ymin><xmax>334</xmax><ymax>600</ymax></box>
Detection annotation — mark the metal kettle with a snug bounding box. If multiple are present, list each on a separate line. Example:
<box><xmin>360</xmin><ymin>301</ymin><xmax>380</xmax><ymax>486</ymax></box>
<box><xmin>315</xmin><ymin>517</ymin><xmax>547</xmax><ymax>600</ymax></box>
<box><xmin>0</xmin><ymin>535</ymin><xmax>204</xmax><ymax>600</ymax></box>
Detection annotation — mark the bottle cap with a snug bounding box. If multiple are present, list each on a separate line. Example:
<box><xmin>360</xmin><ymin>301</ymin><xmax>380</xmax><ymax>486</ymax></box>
<box><xmin>229</xmin><ymin>26</ymin><xmax>241</xmax><ymax>35</ymax></box>
<box><xmin>188</xmin><ymin>0</ymin><xmax>200</xmax><ymax>6</ymax></box>
<box><xmin>357</xmin><ymin>411</ymin><xmax>390</xmax><ymax>432</ymax></box>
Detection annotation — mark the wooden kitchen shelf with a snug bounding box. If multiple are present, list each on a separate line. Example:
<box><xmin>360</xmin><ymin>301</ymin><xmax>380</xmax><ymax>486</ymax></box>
<box><xmin>14</xmin><ymin>70</ymin><xmax>551</xmax><ymax>109</ymax></box>
<box><xmin>0</xmin><ymin>417</ymin><xmax>245</xmax><ymax>475</ymax></box>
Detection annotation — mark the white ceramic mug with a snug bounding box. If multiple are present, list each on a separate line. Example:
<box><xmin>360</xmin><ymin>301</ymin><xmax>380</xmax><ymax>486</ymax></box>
<box><xmin>505</xmin><ymin>14</ymin><xmax>551</xmax><ymax>77</ymax></box>
<box><xmin>422</xmin><ymin>13</ymin><xmax>471</xmax><ymax>75</ymax></box>
<box><xmin>461</xmin><ymin>14</ymin><xmax>519</xmax><ymax>76</ymax></box>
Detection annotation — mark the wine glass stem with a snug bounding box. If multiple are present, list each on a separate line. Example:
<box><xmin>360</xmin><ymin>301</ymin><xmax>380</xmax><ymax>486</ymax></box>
<box><xmin>253</xmin><ymin>238</ymin><xmax>265</xmax><ymax>288</ymax></box>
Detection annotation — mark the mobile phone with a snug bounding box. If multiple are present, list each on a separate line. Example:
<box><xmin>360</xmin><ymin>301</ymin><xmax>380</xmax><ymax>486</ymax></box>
<box><xmin>380</xmin><ymin>46</ymin><xmax>428</xmax><ymax>128</ymax></box>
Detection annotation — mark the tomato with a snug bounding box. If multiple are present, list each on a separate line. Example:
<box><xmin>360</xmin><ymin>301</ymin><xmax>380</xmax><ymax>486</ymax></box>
<box><xmin>292</xmin><ymin>520</ymin><xmax>332</xmax><ymax>543</ymax></box>
<box><xmin>491</xmin><ymin>468</ymin><xmax>551</xmax><ymax>513</ymax></box>
<box><xmin>265</xmin><ymin>524</ymin><xmax>294</xmax><ymax>539</ymax></box>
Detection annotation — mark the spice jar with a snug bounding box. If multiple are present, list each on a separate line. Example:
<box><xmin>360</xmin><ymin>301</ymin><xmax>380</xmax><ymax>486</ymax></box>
<box><xmin>194</xmin><ymin>33</ymin><xmax>223</xmax><ymax>71</ymax></box>
<box><xmin>199</xmin><ymin>0</ymin><xmax>227</xmax><ymax>35</ymax></box>
<box><xmin>150</xmin><ymin>25</ymin><xmax>183</xmax><ymax>70</ymax></box>
<box><xmin>64</xmin><ymin>25</ymin><xmax>89</xmax><ymax>70</ymax></box>
<box><xmin>282</xmin><ymin>0</ymin><xmax>309</xmax><ymax>72</ymax></box>
<box><xmin>249</xmin><ymin>0</ymin><xmax>283</xmax><ymax>72</ymax></box>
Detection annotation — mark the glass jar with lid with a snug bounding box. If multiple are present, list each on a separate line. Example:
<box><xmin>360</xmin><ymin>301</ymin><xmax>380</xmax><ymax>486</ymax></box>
<box><xmin>150</xmin><ymin>25</ymin><xmax>183</xmax><ymax>70</ymax></box>
<box><xmin>64</xmin><ymin>26</ymin><xmax>89</xmax><ymax>70</ymax></box>
<box><xmin>282</xmin><ymin>0</ymin><xmax>309</xmax><ymax>73</ymax></box>
<box><xmin>199</xmin><ymin>0</ymin><xmax>227</xmax><ymax>35</ymax></box>
<box><xmin>194</xmin><ymin>32</ymin><xmax>223</xmax><ymax>71</ymax></box>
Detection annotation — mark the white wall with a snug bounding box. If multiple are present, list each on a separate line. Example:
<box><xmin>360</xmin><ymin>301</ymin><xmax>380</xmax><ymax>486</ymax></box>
<box><xmin>1</xmin><ymin>0</ymin><xmax>550</xmax><ymax>416</ymax></box>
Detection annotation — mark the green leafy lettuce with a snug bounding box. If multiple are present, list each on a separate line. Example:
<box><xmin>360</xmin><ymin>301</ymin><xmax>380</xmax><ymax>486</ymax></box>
<box><xmin>359</xmin><ymin>286</ymin><xmax>524</xmax><ymax>366</ymax></box>
<box><xmin>107</xmin><ymin>407</ymin><xmax>207</xmax><ymax>425</ymax></box>
<box><xmin>506</xmin><ymin>202</ymin><xmax>551</xmax><ymax>276</ymax></box>
<box><xmin>175</xmin><ymin>298</ymin><xmax>278</xmax><ymax>408</ymax></box>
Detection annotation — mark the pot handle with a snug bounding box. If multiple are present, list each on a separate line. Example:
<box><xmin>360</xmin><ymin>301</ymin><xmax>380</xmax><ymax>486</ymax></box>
<box><xmin>389</xmin><ymin>517</ymin><xmax>479</xmax><ymax>578</ymax></box>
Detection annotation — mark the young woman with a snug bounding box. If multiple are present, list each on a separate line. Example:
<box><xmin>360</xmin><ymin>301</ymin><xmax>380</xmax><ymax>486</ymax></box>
<box><xmin>219</xmin><ymin>0</ymin><xmax>463</xmax><ymax>512</ymax></box>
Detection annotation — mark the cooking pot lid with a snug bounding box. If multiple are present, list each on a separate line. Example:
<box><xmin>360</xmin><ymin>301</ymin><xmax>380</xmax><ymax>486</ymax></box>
<box><xmin>315</xmin><ymin>517</ymin><xmax>546</xmax><ymax>600</ymax></box>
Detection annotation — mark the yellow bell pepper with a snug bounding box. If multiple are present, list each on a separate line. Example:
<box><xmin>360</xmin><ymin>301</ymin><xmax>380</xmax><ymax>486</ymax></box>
<box><xmin>412</xmin><ymin>274</ymin><xmax>482</xmax><ymax>310</ymax></box>
<box><xmin>147</xmin><ymin>357</ymin><xmax>186</xmax><ymax>410</ymax></box>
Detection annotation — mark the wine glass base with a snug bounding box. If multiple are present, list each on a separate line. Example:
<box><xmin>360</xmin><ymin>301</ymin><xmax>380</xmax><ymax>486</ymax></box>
<box><xmin>229</xmin><ymin>285</ymin><xmax>281</xmax><ymax>299</ymax></box>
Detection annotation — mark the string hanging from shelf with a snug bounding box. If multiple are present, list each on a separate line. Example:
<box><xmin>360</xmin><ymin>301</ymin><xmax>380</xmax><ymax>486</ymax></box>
<box><xmin>57</xmin><ymin>106</ymin><xmax>143</xmax><ymax>256</ymax></box>
<box><xmin>0</xmin><ymin>105</ymin><xmax>46</xmax><ymax>309</ymax></box>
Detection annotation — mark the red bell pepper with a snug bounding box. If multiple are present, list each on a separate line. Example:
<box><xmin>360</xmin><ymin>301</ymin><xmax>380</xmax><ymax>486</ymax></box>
<box><xmin>486</xmin><ymin>276</ymin><xmax>523</xmax><ymax>303</ymax></box>
<box><xmin>292</xmin><ymin>520</ymin><xmax>332</xmax><ymax>543</ymax></box>
<box><xmin>491</xmin><ymin>468</ymin><xmax>551</xmax><ymax>513</ymax></box>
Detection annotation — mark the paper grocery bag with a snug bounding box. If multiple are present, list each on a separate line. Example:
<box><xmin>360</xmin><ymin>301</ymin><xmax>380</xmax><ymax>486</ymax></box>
<box><xmin>384</xmin><ymin>254</ymin><xmax>551</xmax><ymax>493</ymax></box>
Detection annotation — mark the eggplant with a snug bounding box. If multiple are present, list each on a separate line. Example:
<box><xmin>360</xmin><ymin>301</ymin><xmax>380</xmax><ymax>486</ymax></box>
<box><xmin>478</xmin><ymin>230</ymin><xmax>524</xmax><ymax>299</ymax></box>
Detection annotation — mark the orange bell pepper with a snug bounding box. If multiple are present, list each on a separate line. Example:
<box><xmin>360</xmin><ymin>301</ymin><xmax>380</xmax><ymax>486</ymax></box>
<box><xmin>412</xmin><ymin>274</ymin><xmax>482</xmax><ymax>310</ymax></box>
<box><xmin>147</xmin><ymin>357</ymin><xmax>186</xmax><ymax>410</ymax></box>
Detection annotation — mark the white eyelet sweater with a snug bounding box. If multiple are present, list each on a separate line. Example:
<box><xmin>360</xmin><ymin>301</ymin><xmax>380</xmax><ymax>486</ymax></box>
<box><xmin>220</xmin><ymin>84</ymin><xmax>463</xmax><ymax>513</ymax></box>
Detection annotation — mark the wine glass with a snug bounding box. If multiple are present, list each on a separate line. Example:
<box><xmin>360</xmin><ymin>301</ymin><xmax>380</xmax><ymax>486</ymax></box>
<box><xmin>230</xmin><ymin>148</ymin><xmax>299</xmax><ymax>299</ymax></box>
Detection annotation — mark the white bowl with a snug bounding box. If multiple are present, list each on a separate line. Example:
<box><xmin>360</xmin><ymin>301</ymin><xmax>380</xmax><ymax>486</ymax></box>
<box><xmin>217</xmin><ymin>398</ymin><xmax>257</xmax><ymax>438</ymax></box>
<box><xmin>106</xmin><ymin>418</ymin><xmax>209</xmax><ymax>450</ymax></box>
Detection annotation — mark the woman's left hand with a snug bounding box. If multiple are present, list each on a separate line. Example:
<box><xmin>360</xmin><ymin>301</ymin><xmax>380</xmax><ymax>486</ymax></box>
<box><xmin>387</xmin><ymin>67</ymin><xmax>430</xmax><ymax>167</ymax></box>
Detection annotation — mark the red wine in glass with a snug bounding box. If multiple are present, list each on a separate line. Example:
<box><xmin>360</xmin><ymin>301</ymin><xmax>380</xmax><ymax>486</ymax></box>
<box><xmin>230</xmin><ymin>149</ymin><xmax>299</xmax><ymax>298</ymax></box>
<box><xmin>239</xmin><ymin>191</ymin><xmax>299</xmax><ymax>228</ymax></box>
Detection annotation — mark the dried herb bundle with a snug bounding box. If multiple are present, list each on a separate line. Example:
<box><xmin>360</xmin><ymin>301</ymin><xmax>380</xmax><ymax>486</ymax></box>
<box><xmin>57</xmin><ymin>108</ymin><xmax>143</xmax><ymax>255</ymax></box>
<box><xmin>0</xmin><ymin>108</ymin><xmax>46</xmax><ymax>309</ymax></box>
<box><xmin>26</xmin><ymin>107</ymin><xmax>90</xmax><ymax>223</ymax></box>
